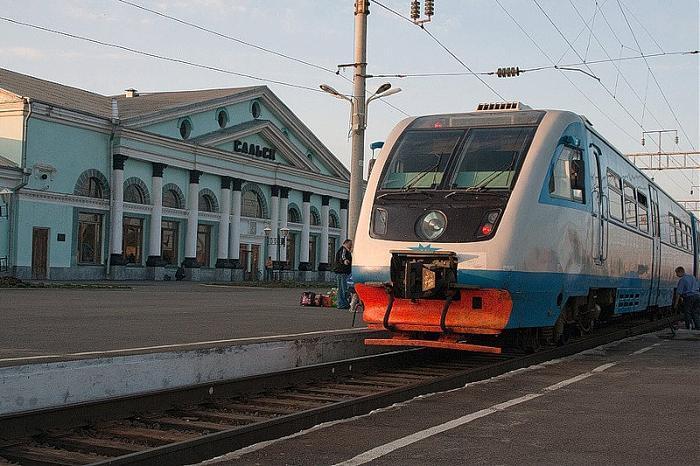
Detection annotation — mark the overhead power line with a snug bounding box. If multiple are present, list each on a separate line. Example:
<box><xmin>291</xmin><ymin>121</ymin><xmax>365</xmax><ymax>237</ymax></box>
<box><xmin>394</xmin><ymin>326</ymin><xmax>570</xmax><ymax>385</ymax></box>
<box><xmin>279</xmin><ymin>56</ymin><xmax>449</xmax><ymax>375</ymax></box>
<box><xmin>0</xmin><ymin>15</ymin><xmax>330</xmax><ymax>94</ymax></box>
<box><xmin>115</xmin><ymin>0</ymin><xmax>410</xmax><ymax>118</ymax></box>
<box><xmin>372</xmin><ymin>0</ymin><xmax>507</xmax><ymax>101</ymax></box>
<box><xmin>365</xmin><ymin>50</ymin><xmax>697</xmax><ymax>79</ymax></box>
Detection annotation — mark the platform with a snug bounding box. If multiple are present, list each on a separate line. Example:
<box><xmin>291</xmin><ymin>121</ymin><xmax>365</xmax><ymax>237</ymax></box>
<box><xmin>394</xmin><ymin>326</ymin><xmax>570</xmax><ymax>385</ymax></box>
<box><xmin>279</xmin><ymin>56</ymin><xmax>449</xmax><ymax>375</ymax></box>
<box><xmin>0</xmin><ymin>282</ymin><xmax>361</xmax><ymax>365</ymax></box>
<box><xmin>204</xmin><ymin>329</ymin><xmax>700</xmax><ymax>465</ymax></box>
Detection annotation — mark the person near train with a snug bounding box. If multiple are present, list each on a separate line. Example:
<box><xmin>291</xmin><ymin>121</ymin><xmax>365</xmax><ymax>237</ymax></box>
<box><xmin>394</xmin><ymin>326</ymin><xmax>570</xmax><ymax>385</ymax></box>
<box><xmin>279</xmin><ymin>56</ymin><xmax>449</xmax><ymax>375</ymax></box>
<box><xmin>333</xmin><ymin>239</ymin><xmax>353</xmax><ymax>309</ymax></box>
<box><xmin>674</xmin><ymin>266</ymin><xmax>700</xmax><ymax>330</ymax></box>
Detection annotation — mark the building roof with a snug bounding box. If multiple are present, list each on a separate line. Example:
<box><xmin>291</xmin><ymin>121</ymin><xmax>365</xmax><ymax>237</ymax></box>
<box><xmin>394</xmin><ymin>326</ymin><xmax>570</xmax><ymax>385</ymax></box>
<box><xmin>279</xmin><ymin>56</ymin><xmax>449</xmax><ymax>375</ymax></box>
<box><xmin>0</xmin><ymin>68</ymin><xmax>260</xmax><ymax>120</ymax></box>
<box><xmin>0</xmin><ymin>155</ymin><xmax>18</xmax><ymax>168</ymax></box>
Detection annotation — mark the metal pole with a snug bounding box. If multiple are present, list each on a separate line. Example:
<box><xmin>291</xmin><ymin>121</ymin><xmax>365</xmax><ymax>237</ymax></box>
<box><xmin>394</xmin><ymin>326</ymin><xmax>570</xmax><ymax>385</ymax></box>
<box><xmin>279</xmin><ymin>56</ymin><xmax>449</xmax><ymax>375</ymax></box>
<box><xmin>348</xmin><ymin>0</ymin><xmax>369</xmax><ymax>242</ymax></box>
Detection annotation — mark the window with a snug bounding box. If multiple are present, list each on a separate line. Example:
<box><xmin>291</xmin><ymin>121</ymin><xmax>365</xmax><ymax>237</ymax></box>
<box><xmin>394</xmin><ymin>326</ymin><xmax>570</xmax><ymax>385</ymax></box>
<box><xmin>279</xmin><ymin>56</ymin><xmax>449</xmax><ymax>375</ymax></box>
<box><xmin>607</xmin><ymin>170</ymin><xmax>623</xmax><ymax>221</ymax></box>
<box><xmin>179</xmin><ymin>119</ymin><xmax>192</xmax><ymax>139</ymax></box>
<box><xmin>310</xmin><ymin>208</ymin><xmax>321</xmax><ymax>226</ymax></box>
<box><xmin>199</xmin><ymin>194</ymin><xmax>216</xmax><ymax>212</ymax></box>
<box><xmin>549</xmin><ymin>145</ymin><xmax>584</xmax><ymax>202</ymax></box>
<box><xmin>196</xmin><ymin>224</ymin><xmax>211</xmax><ymax>267</ymax></box>
<box><xmin>686</xmin><ymin>225</ymin><xmax>693</xmax><ymax>251</ymax></box>
<box><xmin>288</xmin><ymin>207</ymin><xmax>301</xmax><ymax>224</ymax></box>
<box><xmin>217</xmin><ymin>109</ymin><xmax>228</xmax><ymax>128</ymax></box>
<box><xmin>87</xmin><ymin>177</ymin><xmax>103</xmax><ymax>199</ymax></box>
<box><xmin>77</xmin><ymin>212</ymin><xmax>102</xmax><ymax>264</ymax></box>
<box><xmin>242</xmin><ymin>190</ymin><xmax>263</xmax><ymax>218</ymax></box>
<box><xmin>637</xmin><ymin>191</ymin><xmax>649</xmax><ymax>233</ymax></box>
<box><xmin>124</xmin><ymin>184</ymin><xmax>146</xmax><ymax>204</ymax></box>
<box><xmin>163</xmin><ymin>188</ymin><xmax>182</xmax><ymax>209</ymax></box>
<box><xmin>329</xmin><ymin>212</ymin><xmax>339</xmax><ymax>229</ymax></box>
<box><xmin>251</xmin><ymin>101</ymin><xmax>261</xmax><ymax>119</ymax></box>
<box><xmin>623</xmin><ymin>182</ymin><xmax>637</xmax><ymax>227</ymax></box>
<box><xmin>122</xmin><ymin>217</ymin><xmax>143</xmax><ymax>264</ymax></box>
<box><xmin>161</xmin><ymin>220</ymin><xmax>179</xmax><ymax>265</ymax></box>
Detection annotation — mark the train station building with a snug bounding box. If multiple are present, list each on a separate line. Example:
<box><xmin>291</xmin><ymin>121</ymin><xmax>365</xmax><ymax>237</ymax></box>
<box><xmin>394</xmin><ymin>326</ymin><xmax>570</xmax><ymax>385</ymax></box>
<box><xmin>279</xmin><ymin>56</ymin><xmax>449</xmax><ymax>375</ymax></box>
<box><xmin>0</xmin><ymin>68</ymin><xmax>350</xmax><ymax>281</ymax></box>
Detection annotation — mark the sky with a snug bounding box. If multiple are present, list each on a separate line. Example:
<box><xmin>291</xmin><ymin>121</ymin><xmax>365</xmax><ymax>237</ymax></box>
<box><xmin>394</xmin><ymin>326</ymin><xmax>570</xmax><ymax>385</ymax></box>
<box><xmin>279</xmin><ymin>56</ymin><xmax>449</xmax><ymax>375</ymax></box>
<box><xmin>1</xmin><ymin>0</ymin><xmax>698</xmax><ymax>201</ymax></box>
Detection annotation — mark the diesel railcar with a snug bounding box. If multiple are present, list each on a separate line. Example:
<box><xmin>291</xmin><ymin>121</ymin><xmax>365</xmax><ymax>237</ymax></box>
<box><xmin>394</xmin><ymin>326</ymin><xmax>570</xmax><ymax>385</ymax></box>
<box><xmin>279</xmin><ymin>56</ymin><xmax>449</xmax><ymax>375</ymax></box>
<box><xmin>353</xmin><ymin>102</ymin><xmax>697</xmax><ymax>353</ymax></box>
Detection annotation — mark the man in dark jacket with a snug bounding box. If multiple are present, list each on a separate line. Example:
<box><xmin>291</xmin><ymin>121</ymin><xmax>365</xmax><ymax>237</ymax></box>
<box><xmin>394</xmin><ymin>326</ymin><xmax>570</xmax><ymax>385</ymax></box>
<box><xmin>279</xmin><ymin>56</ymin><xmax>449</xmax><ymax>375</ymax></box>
<box><xmin>333</xmin><ymin>239</ymin><xmax>352</xmax><ymax>309</ymax></box>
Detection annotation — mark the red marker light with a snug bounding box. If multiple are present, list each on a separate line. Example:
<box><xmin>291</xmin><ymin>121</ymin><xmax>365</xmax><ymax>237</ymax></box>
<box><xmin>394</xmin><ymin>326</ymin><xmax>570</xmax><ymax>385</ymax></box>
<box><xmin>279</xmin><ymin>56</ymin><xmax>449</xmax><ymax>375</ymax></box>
<box><xmin>480</xmin><ymin>223</ymin><xmax>493</xmax><ymax>236</ymax></box>
<box><xmin>433</xmin><ymin>121</ymin><xmax>443</xmax><ymax>128</ymax></box>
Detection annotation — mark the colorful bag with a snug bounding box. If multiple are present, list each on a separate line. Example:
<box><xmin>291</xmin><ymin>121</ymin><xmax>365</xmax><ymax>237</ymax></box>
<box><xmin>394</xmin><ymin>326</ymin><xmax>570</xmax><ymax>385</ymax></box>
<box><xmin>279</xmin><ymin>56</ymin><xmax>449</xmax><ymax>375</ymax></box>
<box><xmin>300</xmin><ymin>291</ymin><xmax>316</xmax><ymax>306</ymax></box>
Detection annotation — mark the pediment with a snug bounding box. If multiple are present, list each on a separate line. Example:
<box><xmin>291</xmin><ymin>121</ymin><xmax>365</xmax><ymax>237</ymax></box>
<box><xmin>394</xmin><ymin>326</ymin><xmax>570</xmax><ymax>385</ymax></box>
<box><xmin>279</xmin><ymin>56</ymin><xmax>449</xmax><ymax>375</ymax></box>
<box><xmin>191</xmin><ymin>120</ymin><xmax>314</xmax><ymax>171</ymax></box>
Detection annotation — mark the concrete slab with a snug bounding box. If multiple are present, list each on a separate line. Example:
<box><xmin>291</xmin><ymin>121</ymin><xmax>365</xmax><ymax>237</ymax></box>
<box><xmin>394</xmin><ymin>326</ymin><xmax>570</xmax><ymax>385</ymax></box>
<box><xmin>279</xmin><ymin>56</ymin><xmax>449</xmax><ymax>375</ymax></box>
<box><xmin>205</xmin><ymin>330</ymin><xmax>699</xmax><ymax>466</ymax></box>
<box><xmin>0</xmin><ymin>282</ymin><xmax>361</xmax><ymax>362</ymax></box>
<box><xmin>0</xmin><ymin>329</ymin><xmax>385</xmax><ymax>415</ymax></box>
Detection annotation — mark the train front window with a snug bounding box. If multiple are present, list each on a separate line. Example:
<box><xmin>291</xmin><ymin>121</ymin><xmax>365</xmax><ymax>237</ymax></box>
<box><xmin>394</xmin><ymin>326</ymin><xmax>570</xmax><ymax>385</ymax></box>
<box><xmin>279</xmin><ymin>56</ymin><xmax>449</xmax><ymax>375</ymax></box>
<box><xmin>380</xmin><ymin>130</ymin><xmax>462</xmax><ymax>190</ymax></box>
<box><xmin>449</xmin><ymin>127</ymin><xmax>536</xmax><ymax>190</ymax></box>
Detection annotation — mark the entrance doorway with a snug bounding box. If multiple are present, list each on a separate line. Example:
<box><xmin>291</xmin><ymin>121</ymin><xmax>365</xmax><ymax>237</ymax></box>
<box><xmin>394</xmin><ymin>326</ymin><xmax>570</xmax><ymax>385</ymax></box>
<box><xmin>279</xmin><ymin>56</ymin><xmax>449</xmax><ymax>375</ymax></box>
<box><xmin>32</xmin><ymin>227</ymin><xmax>49</xmax><ymax>279</ymax></box>
<box><xmin>240</xmin><ymin>243</ymin><xmax>261</xmax><ymax>280</ymax></box>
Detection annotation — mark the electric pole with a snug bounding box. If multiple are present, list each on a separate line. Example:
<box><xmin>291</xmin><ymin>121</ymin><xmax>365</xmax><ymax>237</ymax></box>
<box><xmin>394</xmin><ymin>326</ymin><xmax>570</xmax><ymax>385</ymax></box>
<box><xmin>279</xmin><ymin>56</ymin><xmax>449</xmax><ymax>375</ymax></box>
<box><xmin>347</xmin><ymin>0</ymin><xmax>369</xmax><ymax>242</ymax></box>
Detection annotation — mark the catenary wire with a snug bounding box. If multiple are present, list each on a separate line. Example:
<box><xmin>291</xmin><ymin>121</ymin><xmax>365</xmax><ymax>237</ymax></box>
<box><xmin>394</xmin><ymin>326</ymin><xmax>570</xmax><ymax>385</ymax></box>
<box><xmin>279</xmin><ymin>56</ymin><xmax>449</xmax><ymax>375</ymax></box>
<box><xmin>616</xmin><ymin>0</ymin><xmax>697</xmax><ymax>151</ymax></box>
<box><xmin>372</xmin><ymin>0</ymin><xmax>507</xmax><ymax>101</ymax></box>
<box><xmin>115</xmin><ymin>0</ymin><xmax>410</xmax><ymax>118</ymax></box>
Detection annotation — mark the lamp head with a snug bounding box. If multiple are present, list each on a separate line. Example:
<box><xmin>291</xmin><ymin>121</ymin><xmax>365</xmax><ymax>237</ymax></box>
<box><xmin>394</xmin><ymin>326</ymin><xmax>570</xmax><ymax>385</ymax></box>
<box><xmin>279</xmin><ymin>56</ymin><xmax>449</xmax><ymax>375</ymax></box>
<box><xmin>375</xmin><ymin>83</ymin><xmax>392</xmax><ymax>95</ymax></box>
<box><xmin>263</xmin><ymin>226</ymin><xmax>272</xmax><ymax>237</ymax></box>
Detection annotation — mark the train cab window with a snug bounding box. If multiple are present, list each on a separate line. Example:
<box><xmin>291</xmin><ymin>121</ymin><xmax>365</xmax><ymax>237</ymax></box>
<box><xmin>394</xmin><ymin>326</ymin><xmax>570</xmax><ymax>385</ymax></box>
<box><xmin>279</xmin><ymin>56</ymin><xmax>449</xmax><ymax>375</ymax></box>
<box><xmin>607</xmin><ymin>170</ymin><xmax>623</xmax><ymax>220</ymax></box>
<box><xmin>451</xmin><ymin>126</ymin><xmax>536</xmax><ymax>190</ymax></box>
<box><xmin>380</xmin><ymin>130</ymin><xmax>462</xmax><ymax>189</ymax></box>
<box><xmin>637</xmin><ymin>191</ymin><xmax>649</xmax><ymax>233</ymax></box>
<box><xmin>549</xmin><ymin>145</ymin><xmax>584</xmax><ymax>202</ymax></box>
<box><xmin>623</xmin><ymin>182</ymin><xmax>637</xmax><ymax>227</ymax></box>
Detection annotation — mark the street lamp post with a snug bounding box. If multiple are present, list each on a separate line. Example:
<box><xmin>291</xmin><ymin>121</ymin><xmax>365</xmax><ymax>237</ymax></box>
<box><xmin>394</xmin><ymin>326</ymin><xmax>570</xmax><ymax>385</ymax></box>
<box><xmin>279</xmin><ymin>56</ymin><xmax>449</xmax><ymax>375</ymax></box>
<box><xmin>264</xmin><ymin>226</ymin><xmax>290</xmax><ymax>281</ymax></box>
<box><xmin>320</xmin><ymin>83</ymin><xmax>401</xmax><ymax>240</ymax></box>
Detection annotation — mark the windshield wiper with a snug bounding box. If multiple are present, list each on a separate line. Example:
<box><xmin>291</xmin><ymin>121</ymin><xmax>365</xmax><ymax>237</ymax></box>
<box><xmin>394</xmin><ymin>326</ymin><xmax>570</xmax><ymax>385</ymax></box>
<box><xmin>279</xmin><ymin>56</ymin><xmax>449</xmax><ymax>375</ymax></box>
<box><xmin>399</xmin><ymin>152</ymin><xmax>447</xmax><ymax>191</ymax></box>
<box><xmin>376</xmin><ymin>190</ymin><xmax>431</xmax><ymax>200</ymax></box>
<box><xmin>444</xmin><ymin>151</ymin><xmax>518</xmax><ymax>199</ymax></box>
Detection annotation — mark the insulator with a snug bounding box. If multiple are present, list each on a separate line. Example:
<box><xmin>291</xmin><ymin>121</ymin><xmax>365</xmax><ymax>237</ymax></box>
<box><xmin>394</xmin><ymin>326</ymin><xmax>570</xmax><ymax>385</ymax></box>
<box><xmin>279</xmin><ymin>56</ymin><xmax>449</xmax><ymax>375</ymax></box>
<box><xmin>410</xmin><ymin>0</ymin><xmax>420</xmax><ymax>20</ymax></box>
<box><xmin>496</xmin><ymin>67</ymin><xmax>520</xmax><ymax>78</ymax></box>
<box><xmin>424</xmin><ymin>0</ymin><xmax>434</xmax><ymax>17</ymax></box>
<box><xmin>641</xmin><ymin>137</ymin><xmax>645</xmax><ymax>146</ymax></box>
<box><xmin>675</xmin><ymin>135</ymin><xmax>679</xmax><ymax>144</ymax></box>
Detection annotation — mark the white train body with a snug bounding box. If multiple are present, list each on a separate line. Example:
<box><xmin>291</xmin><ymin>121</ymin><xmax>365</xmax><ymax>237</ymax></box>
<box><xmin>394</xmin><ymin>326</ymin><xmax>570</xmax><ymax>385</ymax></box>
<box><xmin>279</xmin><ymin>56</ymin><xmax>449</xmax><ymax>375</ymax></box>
<box><xmin>353</xmin><ymin>105</ymin><xmax>695</xmax><ymax>350</ymax></box>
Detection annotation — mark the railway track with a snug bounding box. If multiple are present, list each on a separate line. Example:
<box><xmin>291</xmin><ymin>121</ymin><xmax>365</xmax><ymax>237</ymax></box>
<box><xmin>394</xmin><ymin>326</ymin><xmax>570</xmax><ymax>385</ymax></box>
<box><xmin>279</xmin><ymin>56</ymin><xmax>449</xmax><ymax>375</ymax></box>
<box><xmin>0</xmin><ymin>314</ymin><xmax>679</xmax><ymax>466</ymax></box>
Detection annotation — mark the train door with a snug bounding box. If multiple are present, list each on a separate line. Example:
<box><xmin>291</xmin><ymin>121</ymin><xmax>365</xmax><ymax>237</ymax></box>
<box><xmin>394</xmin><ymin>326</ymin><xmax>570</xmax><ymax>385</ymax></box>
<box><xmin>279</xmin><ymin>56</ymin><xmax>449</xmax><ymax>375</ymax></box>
<box><xmin>590</xmin><ymin>144</ymin><xmax>607</xmax><ymax>265</ymax></box>
<box><xmin>648</xmin><ymin>187</ymin><xmax>661</xmax><ymax>306</ymax></box>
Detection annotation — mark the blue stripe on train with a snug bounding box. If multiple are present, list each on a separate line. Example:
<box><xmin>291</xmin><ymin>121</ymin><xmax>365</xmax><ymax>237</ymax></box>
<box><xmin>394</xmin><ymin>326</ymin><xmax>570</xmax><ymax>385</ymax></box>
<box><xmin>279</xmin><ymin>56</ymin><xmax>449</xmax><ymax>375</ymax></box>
<box><xmin>353</xmin><ymin>266</ymin><xmax>674</xmax><ymax>329</ymax></box>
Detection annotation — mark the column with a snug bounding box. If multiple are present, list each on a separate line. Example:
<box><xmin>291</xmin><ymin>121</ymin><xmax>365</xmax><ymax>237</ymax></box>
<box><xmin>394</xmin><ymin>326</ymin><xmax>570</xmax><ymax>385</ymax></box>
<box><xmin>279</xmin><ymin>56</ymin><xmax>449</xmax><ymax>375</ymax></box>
<box><xmin>109</xmin><ymin>154</ymin><xmax>128</xmax><ymax>265</ymax></box>
<box><xmin>146</xmin><ymin>163</ymin><xmax>167</xmax><ymax>266</ymax></box>
<box><xmin>340</xmin><ymin>199</ymin><xmax>349</xmax><ymax>244</ymax></box>
<box><xmin>183</xmin><ymin>170</ymin><xmax>201</xmax><ymax>267</ymax></box>
<box><xmin>279</xmin><ymin>187</ymin><xmax>289</xmax><ymax>265</ymax></box>
<box><xmin>298</xmin><ymin>191</ymin><xmax>312</xmax><ymax>271</ymax></box>
<box><xmin>216</xmin><ymin>176</ymin><xmax>232</xmax><ymax>268</ymax></box>
<box><xmin>228</xmin><ymin>178</ymin><xmax>243</xmax><ymax>268</ymax></box>
<box><xmin>269</xmin><ymin>185</ymin><xmax>280</xmax><ymax>265</ymax></box>
<box><xmin>319</xmin><ymin>195</ymin><xmax>330</xmax><ymax>271</ymax></box>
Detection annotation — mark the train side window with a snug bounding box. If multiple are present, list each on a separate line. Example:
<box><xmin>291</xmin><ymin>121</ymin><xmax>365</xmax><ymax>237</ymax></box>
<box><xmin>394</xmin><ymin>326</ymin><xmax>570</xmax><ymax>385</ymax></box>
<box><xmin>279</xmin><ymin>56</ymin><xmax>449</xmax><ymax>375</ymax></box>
<box><xmin>623</xmin><ymin>182</ymin><xmax>637</xmax><ymax>227</ymax></box>
<box><xmin>637</xmin><ymin>191</ymin><xmax>648</xmax><ymax>233</ymax></box>
<box><xmin>549</xmin><ymin>146</ymin><xmax>584</xmax><ymax>203</ymax></box>
<box><xmin>607</xmin><ymin>170</ymin><xmax>623</xmax><ymax>220</ymax></box>
<box><xmin>685</xmin><ymin>224</ymin><xmax>692</xmax><ymax>251</ymax></box>
<box><xmin>669</xmin><ymin>215</ymin><xmax>677</xmax><ymax>244</ymax></box>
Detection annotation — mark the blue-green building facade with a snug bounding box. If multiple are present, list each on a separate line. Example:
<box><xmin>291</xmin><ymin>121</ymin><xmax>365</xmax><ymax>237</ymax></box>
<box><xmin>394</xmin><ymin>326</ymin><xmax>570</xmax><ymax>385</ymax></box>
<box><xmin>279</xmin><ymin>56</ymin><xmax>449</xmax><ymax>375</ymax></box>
<box><xmin>0</xmin><ymin>68</ymin><xmax>349</xmax><ymax>281</ymax></box>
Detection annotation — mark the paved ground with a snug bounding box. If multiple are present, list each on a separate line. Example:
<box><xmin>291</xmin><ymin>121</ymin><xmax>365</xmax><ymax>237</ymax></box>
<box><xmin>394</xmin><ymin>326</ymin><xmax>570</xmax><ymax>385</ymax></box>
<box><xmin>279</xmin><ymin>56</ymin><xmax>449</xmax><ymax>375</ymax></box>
<box><xmin>0</xmin><ymin>282</ymin><xmax>362</xmax><ymax>360</ymax></box>
<box><xmin>205</xmin><ymin>329</ymin><xmax>700</xmax><ymax>466</ymax></box>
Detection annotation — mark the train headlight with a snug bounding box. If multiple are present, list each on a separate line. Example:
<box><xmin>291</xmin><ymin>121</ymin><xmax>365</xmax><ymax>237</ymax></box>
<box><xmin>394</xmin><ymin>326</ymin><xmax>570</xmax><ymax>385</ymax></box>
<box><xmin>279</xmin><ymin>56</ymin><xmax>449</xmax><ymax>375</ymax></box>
<box><xmin>418</xmin><ymin>210</ymin><xmax>447</xmax><ymax>240</ymax></box>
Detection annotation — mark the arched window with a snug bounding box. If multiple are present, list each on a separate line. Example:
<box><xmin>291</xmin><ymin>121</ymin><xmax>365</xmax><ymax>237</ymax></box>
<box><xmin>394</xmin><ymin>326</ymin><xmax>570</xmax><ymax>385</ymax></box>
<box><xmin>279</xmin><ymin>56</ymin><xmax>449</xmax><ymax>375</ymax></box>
<box><xmin>242</xmin><ymin>190</ymin><xmax>263</xmax><ymax>218</ymax></box>
<box><xmin>288</xmin><ymin>205</ymin><xmax>302</xmax><ymax>223</ymax></box>
<box><xmin>124</xmin><ymin>184</ymin><xmax>145</xmax><ymax>204</ymax></box>
<box><xmin>123</xmin><ymin>178</ymin><xmax>150</xmax><ymax>205</ymax></box>
<box><xmin>329</xmin><ymin>211</ymin><xmax>340</xmax><ymax>228</ymax></box>
<box><xmin>310</xmin><ymin>207</ymin><xmax>321</xmax><ymax>226</ymax></box>
<box><xmin>198</xmin><ymin>189</ymin><xmax>219</xmax><ymax>213</ymax></box>
<box><xmin>162</xmin><ymin>183</ymin><xmax>185</xmax><ymax>209</ymax></box>
<box><xmin>74</xmin><ymin>169</ymin><xmax>110</xmax><ymax>199</ymax></box>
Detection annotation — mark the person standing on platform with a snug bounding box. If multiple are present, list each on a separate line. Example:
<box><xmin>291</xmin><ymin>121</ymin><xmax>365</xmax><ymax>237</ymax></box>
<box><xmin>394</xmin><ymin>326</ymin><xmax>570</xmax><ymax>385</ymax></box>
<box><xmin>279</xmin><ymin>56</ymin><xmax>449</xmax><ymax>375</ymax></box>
<box><xmin>674</xmin><ymin>266</ymin><xmax>700</xmax><ymax>330</ymax></box>
<box><xmin>265</xmin><ymin>256</ymin><xmax>273</xmax><ymax>281</ymax></box>
<box><xmin>333</xmin><ymin>239</ymin><xmax>353</xmax><ymax>309</ymax></box>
